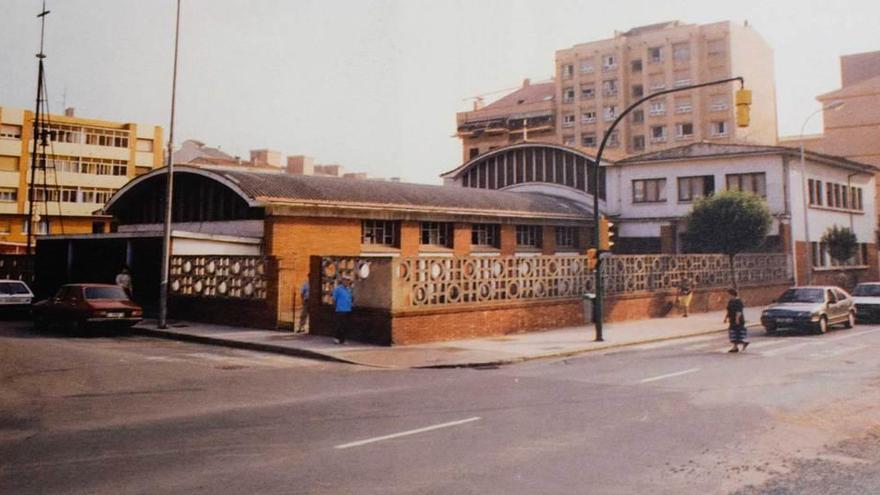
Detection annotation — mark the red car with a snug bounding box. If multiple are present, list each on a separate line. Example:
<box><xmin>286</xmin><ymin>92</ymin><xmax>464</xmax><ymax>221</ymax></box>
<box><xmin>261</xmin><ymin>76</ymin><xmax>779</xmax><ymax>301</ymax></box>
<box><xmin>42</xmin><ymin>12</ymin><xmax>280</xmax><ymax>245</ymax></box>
<box><xmin>33</xmin><ymin>283</ymin><xmax>142</xmax><ymax>332</ymax></box>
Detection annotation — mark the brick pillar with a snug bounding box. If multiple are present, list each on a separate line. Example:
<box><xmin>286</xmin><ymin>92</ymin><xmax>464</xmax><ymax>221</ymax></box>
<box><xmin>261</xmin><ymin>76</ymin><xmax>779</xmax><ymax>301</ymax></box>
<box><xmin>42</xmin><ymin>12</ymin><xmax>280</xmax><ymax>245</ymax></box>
<box><xmin>400</xmin><ymin>221</ymin><xmax>420</xmax><ymax>256</ymax></box>
<box><xmin>778</xmin><ymin>222</ymin><xmax>792</xmax><ymax>254</ymax></box>
<box><xmin>794</xmin><ymin>241</ymin><xmax>809</xmax><ymax>285</ymax></box>
<box><xmin>542</xmin><ymin>225</ymin><xmax>556</xmax><ymax>255</ymax></box>
<box><xmin>660</xmin><ymin>225</ymin><xmax>675</xmax><ymax>254</ymax></box>
<box><xmin>453</xmin><ymin>223</ymin><xmax>471</xmax><ymax>256</ymax></box>
<box><xmin>866</xmin><ymin>243</ymin><xmax>879</xmax><ymax>282</ymax></box>
<box><xmin>500</xmin><ymin>224</ymin><xmax>516</xmax><ymax>256</ymax></box>
<box><xmin>272</xmin><ymin>255</ymin><xmax>297</xmax><ymax>328</ymax></box>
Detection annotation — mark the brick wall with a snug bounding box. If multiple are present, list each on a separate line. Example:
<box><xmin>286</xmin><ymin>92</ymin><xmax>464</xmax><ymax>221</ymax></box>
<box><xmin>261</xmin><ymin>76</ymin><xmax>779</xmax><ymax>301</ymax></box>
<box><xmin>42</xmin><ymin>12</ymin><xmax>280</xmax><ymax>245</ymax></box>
<box><xmin>500</xmin><ymin>224</ymin><xmax>516</xmax><ymax>255</ymax></box>
<box><xmin>453</xmin><ymin>223</ymin><xmax>471</xmax><ymax>256</ymax></box>
<box><xmin>542</xmin><ymin>225</ymin><xmax>556</xmax><ymax>255</ymax></box>
<box><xmin>400</xmin><ymin>221</ymin><xmax>420</xmax><ymax>256</ymax></box>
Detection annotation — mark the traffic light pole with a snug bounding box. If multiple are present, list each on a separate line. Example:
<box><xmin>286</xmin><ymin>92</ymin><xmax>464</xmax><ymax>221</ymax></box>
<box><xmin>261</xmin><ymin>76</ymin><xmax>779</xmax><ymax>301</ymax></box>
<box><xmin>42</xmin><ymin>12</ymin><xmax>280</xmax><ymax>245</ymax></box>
<box><xmin>591</xmin><ymin>76</ymin><xmax>745</xmax><ymax>342</ymax></box>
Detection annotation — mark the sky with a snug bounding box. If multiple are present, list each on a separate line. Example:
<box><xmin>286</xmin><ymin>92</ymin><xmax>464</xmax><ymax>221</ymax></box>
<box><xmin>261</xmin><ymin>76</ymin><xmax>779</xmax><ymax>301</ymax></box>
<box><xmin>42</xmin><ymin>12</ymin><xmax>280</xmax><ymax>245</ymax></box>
<box><xmin>1</xmin><ymin>0</ymin><xmax>878</xmax><ymax>185</ymax></box>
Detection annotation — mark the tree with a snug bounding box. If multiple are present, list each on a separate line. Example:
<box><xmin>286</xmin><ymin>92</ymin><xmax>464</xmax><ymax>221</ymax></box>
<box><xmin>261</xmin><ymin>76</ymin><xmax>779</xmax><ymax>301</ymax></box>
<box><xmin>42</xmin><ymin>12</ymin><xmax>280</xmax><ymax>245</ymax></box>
<box><xmin>684</xmin><ymin>191</ymin><xmax>772</xmax><ymax>289</ymax></box>
<box><xmin>820</xmin><ymin>225</ymin><xmax>857</xmax><ymax>265</ymax></box>
<box><xmin>821</xmin><ymin>225</ymin><xmax>859</xmax><ymax>289</ymax></box>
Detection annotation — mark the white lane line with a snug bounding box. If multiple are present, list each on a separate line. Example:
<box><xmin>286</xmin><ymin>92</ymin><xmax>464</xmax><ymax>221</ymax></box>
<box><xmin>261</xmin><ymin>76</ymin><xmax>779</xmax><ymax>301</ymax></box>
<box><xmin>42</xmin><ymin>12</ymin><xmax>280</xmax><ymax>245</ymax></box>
<box><xmin>809</xmin><ymin>344</ymin><xmax>867</xmax><ymax>359</ymax></box>
<box><xmin>638</xmin><ymin>368</ymin><xmax>700</xmax><ymax>384</ymax></box>
<box><xmin>334</xmin><ymin>417</ymin><xmax>481</xmax><ymax>450</ymax></box>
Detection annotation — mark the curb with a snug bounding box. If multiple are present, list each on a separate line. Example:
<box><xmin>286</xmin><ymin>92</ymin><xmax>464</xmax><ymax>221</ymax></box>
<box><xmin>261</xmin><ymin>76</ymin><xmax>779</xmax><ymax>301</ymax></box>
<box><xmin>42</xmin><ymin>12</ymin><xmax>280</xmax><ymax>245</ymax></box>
<box><xmin>127</xmin><ymin>326</ymin><xmax>389</xmax><ymax>368</ymax></box>
<box><xmin>129</xmin><ymin>322</ymin><xmax>763</xmax><ymax>370</ymax></box>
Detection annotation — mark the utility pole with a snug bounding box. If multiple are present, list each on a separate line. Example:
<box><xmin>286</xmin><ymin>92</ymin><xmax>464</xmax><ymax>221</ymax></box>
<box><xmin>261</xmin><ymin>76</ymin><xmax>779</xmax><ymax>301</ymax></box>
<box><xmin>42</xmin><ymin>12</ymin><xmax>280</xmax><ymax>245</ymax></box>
<box><xmin>158</xmin><ymin>0</ymin><xmax>182</xmax><ymax>329</ymax></box>
<box><xmin>591</xmin><ymin>76</ymin><xmax>747</xmax><ymax>341</ymax></box>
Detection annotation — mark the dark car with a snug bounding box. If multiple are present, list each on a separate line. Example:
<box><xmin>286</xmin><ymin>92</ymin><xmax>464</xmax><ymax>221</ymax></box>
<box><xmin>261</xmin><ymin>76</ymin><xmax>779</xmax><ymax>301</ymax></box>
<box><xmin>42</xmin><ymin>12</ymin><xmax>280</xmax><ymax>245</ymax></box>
<box><xmin>32</xmin><ymin>283</ymin><xmax>142</xmax><ymax>332</ymax></box>
<box><xmin>760</xmin><ymin>286</ymin><xmax>855</xmax><ymax>335</ymax></box>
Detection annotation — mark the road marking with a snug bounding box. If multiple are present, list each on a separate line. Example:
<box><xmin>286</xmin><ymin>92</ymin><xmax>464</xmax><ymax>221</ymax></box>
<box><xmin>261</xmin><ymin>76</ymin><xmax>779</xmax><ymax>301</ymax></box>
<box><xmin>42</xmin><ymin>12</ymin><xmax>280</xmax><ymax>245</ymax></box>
<box><xmin>638</xmin><ymin>368</ymin><xmax>700</xmax><ymax>384</ymax></box>
<box><xmin>809</xmin><ymin>344</ymin><xmax>867</xmax><ymax>359</ymax></box>
<box><xmin>334</xmin><ymin>417</ymin><xmax>482</xmax><ymax>450</ymax></box>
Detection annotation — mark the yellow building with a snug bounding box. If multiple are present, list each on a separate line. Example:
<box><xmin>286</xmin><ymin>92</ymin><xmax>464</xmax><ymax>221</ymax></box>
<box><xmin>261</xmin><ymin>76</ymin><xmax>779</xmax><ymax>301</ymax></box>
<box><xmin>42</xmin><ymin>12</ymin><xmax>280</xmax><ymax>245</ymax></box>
<box><xmin>457</xmin><ymin>20</ymin><xmax>779</xmax><ymax>159</ymax></box>
<box><xmin>0</xmin><ymin>106</ymin><xmax>163</xmax><ymax>252</ymax></box>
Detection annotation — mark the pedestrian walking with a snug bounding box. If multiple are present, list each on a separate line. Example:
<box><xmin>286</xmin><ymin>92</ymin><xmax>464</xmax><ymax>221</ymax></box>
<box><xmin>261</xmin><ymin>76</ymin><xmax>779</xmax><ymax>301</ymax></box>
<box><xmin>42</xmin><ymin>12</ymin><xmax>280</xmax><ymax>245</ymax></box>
<box><xmin>724</xmin><ymin>288</ymin><xmax>749</xmax><ymax>353</ymax></box>
<box><xmin>116</xmin><ymin>265</ymin><xmax>133</xmax><ymax>298</ymax></box>
<box><xmin>297</xmin><ymin>280</ymin><xmax>310</xmax><ymax>333</ymax></box>
<box><xmin>331</xmin><ymin>276</ymin><xmax>354</xmax><ymax>344</ymax></box>
<box><xmin>677</xmin><ymin>276</ymin><xmax>694</xmax><ymax>317</ymax></box>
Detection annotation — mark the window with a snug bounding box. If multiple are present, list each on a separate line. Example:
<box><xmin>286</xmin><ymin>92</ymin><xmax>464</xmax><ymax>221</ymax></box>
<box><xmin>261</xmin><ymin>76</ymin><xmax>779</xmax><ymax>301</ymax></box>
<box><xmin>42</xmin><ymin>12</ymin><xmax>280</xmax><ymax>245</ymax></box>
<box><xmin>561</xmin><ymin>64</ymin><xmax>574</xmax><ymax>79</ymax></box>
<box><xmin>855</xmin><ymin>187</ymin><xmax>863</xmax><ymax>211</ymax></box>
<box><xmin>650</xmin><ymin>125</ymin><xmax>666</xmax><ymax>142</ymax></box>
<box><xmin>649</xmin><ymin>100</ymin><xmax>666</xmax><ymax>116</ymax></box>
<box><xmin>0</xmin><ymin>124</ymin><xmax>22</xmax><ymax>140</ymax></box>
<box><xmin>826</xmin><ymin>182</ymin><xmax>834</xmax><ymax>206</ymax></box>
<box><xmin>631</xmin><ymin>59</ymin><xmax>643</xmax><ymax>72</ymax></box>
<box><xmin>602</xmin><ymin>79</ymin><xmax>618</xmax><ymax>97</ymax></box>
<box><xmin>672</xmin><ymin>42</ymin><xmax>690</xmax><ymax>62</ymax></box>
<box><xmin>562</xmin><ymin>135</ymin><xmax>575</xmax><ymax>146</ymax></box>
<box><xmin>842</xmin><ymin>186</ymin><xmax>849</xmax><ymax>209</ymax></box>
<box><xmin>675</xmin><ymin>122</ymin><xmax>694</xmax><ymax>139</ymax></box>
<box><xmin>556</xmin><ymin>227</ymin><xmax>578</xmax><ymax>248</ymax></box>
<box><xmin>581</xmin><ymin>111</ymin><xmax>596</xmax><ymax>124</ymax></box>
<box><xmin>678</xmin><ymin>175</ymin><xmax>715</xmax><ymax>202</ymax></box>
<box><xmin>707</xmin><ymin>39</ymin><xmax>726</xmax><ymax>57</ymax></box>
<box><xmin>562</xmin><ymin>114</ymin><xmax>576</xmax><ymax>127</ymax></box>
<box><xmin>632</xmin><ymin>84</ymin><xmax>644</xmax><ymax>98</ymax></box>
<box><xmin>469</xmin><ymin>148</ymin><xmax>479</xmax><ymax>159</ymax></box>
<box><xmin>579</xmin><ymin>59</ymin><xmax>594</xmax><ymax>73</ymax></box>
<box><xmin>711</xmin><ymin>121</ymin><xmax>728</xmax><ymax>137</ymax></box>
<box><xmin>710</xmin><ymin>95</ymin><xmax>729</xmax><ymax>111</ymax></box>
<box><xmin>135</xmin><ymin>138</ymin><xmax>153</xmax><ymax>152</ymax></box>
<box><xmin>59</xmin><ymin>188</ymin><xmax>78</xmax><ymax>203</ymax></box>
<box><xmin>673</xmin><ymin>70</ymin><xmax>691</xmax><ymax>87</ymax></box>
<box><xmin>421</xmin><ymin>222</ymin><xmax>452</xmax><ymax>247</ymax></box>
<box><xmin>563</xmin><ymin>87</ymin><xmax>575</xmax><ymax>104</ymax></box>
<box><xmin>675</xmin><ymin>96</ymin><xmax>693</xmax><ymax>114</ymax></box>
<box><xmin>84</xmin><ymin>127</ymin><xmax>129</xmax><ymax>148</ymax></box>
<box><xmin>632</xmin><ymin>178</ymin><xmax>666</xmax><ymax>203</ymax></box>
<box><xmin>22</xmin><ymin>219</ymin><xmax>49</xmax><ymax>235</ymax></box>
<box><xmin>833</xmin><ymin>183</ymin><xmax>841</xmax><ymax>207</ymax></box>
<box><xmin>602</xmin><ymin>54</ymin><xmax>617</xmax><ymax>70</ymax></box>
<box><xmin>649</xmin><ymin>78</ymin><xmax>666</xmax><ymax>92</ymax></box>
<box><xmin>515</xmin><ymin>225</ymin><xmax>542</xmax><ymax>248</ymax></box>
<box><xmin>580</xmin><ymin>84</ymin><xmax>595</xmax><ymax>99</ymax></box>
<box><xmin>648</xmin><ymin>46</ymin><xmax>663</xmax><ymax>63</ymax></box>
<box><xmin>632</xmin><ymin>109</ymin><xmax>644</xmax><ymax>124</ymax></box>
<box><xmin>811</xmin><ymin>242</ymin><xmax>826</xmax><ymax>268</ymax></box>
<box><xmin>632</xmin><ymin>135</ymin><xmax>645</xmax><ymax>151</ymax></box>
<box><xmin>472</xmin><ymin>224</ymin><xmax>500</xmax><ymax>248</ymax></box>
<box><xmin>726</xmin><ymin>172</ymin><xmax>766</xmax><ymax>197</ymax></box>
<box><xmin>362</xmin><ymin>220</ymin><xmax>399</xmax><ymax>246</ymax></box>
<box><xmin>808</xmin><ymin>179</ymin><xmax>817</xmax><ymax>205</ymax></box>
<box><xmin>606</xmin><ymin>130</ymin><xmax>619</xmax><ymax>148</ymax></box>
<box><xmin>582</xmin><ymin>133</ymin><xmax>597</xmax><ymax>147</ymax></box>
<box><xmin>0</xmin><ymin>188</ymin><xmax>16</xmax><ymax>202</ymax></box>
<box><xmin>603</xmin><ymin>105</ymin><xmax>618</xmax><ymax>121</ymax></box>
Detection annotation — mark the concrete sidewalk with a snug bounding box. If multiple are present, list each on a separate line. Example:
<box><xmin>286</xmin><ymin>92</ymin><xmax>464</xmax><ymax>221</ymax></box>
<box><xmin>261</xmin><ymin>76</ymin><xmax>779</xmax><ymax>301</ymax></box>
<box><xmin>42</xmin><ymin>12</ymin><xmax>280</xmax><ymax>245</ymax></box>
<box><xmin>130</xmin><ymin>306</ymin><xmax>766</xmax><ymax>369</ymax></box>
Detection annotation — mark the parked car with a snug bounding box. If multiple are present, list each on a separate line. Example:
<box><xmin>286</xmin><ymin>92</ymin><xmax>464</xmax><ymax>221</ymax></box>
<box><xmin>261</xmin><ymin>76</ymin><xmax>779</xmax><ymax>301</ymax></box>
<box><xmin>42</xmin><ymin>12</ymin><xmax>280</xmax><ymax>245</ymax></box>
<box><xmin>0</xmin><ymin>279</ymin><xmax>34</xmax><ymax>313</ymax></box>
<box><xmin>760</xmin><ymin>286</ymin><xmax>855</xmax><ymax>335</ymax></box>
<box><xmin>852</xmin><ymin>282</ymin><xmax>880</xmax><ymax>323</ymax></box>
<box><xmin>32</xmin><ymin>283</ymin><xmax>142</xmax><ymax>332</ymax></box>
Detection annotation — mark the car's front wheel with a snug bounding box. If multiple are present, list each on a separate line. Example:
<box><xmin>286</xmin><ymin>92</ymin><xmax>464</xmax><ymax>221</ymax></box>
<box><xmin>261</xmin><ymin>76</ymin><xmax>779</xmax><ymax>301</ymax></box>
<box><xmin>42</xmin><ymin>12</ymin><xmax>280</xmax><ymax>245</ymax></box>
<box><xmin>844</xmin><ymin>311</ymin><xmax>855</xmax><ymax>329</ymax></box>
<box><xmin>817</xmin><ymin>315</ymin><xmax>829</xmax><ymax>334</ymax></box>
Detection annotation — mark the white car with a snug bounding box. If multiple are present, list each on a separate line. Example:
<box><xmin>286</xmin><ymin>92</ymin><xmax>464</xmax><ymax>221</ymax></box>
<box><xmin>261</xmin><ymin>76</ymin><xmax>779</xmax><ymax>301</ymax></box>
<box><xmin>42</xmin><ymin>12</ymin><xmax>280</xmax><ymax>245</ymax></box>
<box><xmin>853</xmin><ymin>282</ymin><xmax>880</xmax><ymax>322</ymax></box>
<box><xmin>0</xmin><ymin>279</ymin><xmax>34</xmax><ymax>310</ymax></box>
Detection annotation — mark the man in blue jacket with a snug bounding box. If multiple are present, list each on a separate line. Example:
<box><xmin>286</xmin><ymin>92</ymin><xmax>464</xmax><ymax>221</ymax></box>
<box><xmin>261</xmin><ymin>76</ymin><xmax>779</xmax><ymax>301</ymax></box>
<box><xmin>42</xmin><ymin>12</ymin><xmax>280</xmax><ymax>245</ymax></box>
<box><xmin>331</xmin><ymin>276</ymin><xmax>353</xmax><ymax>344</ymax></box>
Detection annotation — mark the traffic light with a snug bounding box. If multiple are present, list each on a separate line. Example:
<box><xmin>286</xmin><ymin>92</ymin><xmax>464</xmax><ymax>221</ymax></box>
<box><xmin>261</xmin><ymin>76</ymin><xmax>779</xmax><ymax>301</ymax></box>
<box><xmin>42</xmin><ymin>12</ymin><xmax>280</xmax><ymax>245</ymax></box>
<box><xmin>598</xmin><ymin>215</ymin><xmax>614</xmax><ymax>251</ymax></box>
<box><xmin>735</xmin><ymin>89</ymin><xmax>752</xmax><ymax>128</ymax></box>
<box><xmin>586</xmin><ymin>248</ymin><xmax>598</xmax><ymax>270</ymax></box>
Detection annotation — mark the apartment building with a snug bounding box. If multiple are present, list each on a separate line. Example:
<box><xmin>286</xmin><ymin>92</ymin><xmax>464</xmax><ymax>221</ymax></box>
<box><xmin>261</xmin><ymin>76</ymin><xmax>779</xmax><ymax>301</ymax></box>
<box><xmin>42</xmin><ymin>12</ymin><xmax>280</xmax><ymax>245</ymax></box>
<box><xmin>555</xmin><ymin>20</ymin><xmax>777</xmax><ymax>155</ymax></box>
<box><xmin>0</xmin><ymin>106</ymin><xmax>162</xmax><ymax>252</ymax></box>
<box><xmin>456</xmin><ymin>20</ymin><xmax>779</xmax><ymax>161</ymax></box>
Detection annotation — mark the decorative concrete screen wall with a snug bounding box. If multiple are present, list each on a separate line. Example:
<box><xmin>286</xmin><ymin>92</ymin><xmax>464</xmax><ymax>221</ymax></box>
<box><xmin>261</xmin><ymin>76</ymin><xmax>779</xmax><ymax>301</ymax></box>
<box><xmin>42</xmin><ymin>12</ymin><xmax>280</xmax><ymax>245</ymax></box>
<box><xmin>168</xmin><ymin>255</ymin><xmax>273</xmax><ymax>328</ymax></box>
<box><xmin>312</xmin><ymin>253</ymin><xmax>792</xmax><ymax>345</ymax></box>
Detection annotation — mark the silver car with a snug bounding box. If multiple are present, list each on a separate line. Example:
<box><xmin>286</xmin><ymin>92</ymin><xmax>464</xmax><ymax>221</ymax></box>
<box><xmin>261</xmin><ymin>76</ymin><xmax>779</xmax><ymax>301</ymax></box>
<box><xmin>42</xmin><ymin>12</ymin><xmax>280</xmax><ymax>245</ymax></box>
<box><xmin>852</xmin><ymin>282</ymin><xmax>880</xmax><ymax>322</ymax></box>
<box><xmin>760</xmin><ymin>286</ymin><xmax>855</xmax><ymax>335</ymax></box>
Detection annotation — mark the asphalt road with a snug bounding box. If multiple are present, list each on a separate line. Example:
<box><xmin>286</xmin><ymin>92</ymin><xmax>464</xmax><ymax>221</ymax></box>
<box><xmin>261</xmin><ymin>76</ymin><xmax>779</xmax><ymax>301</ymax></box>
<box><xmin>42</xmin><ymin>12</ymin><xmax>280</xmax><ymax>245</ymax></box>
<box><xmin>2</xmin><ymin>319</ymin><xmax>880</xmax><ymax>494</ymax></box>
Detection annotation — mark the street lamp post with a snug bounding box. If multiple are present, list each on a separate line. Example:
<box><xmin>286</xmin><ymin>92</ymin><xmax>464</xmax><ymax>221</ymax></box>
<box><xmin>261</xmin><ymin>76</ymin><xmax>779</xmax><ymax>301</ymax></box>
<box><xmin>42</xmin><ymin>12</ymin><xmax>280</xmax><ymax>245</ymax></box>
<box><xmin>798</xmin><ymin>100</ymin><xmax>845</xmax><ymax>286</ymax></box>
<box><xmin>592</xmin><ymin>76</ymin><xmax>746</xmax><ymax>342</ymax></box>
<box><xmin>158</xmin><ymin>0</ymin><xmax>182</xmax><ymax>329</ymax></box>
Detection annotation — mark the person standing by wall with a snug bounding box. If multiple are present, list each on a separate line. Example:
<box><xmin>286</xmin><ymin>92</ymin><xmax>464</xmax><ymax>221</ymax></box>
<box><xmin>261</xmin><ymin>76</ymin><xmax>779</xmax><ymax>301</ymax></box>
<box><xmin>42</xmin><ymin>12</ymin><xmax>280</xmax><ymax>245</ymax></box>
<box><xmin>724</xmin><ymin>288</ymin><xmax>749</xmax><ymax>353</ymax></box>
<box><xmin>297</xmin><ymin>280</ymin><xmax>310</xmax><ymax>333</ymax></box>
<box><xmin>677</xmin><ymin>276</ymin><xmax>694</xmax><ymax>317</ymax></box>
<box><xmin>331</xmin><ymin>276</ymin><xmax>353</xmax><ymax>344</ymax></box>
<box><xmin>116</xmin><ymin>266</ymin><xmax>133</xmax><ymax>299</ymax></box>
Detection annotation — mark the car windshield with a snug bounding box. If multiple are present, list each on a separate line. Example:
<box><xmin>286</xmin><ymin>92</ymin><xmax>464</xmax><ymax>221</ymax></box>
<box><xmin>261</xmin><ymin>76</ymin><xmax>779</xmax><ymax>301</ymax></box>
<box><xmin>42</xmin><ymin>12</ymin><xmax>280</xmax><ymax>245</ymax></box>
<box><xmin>853</xmin><ymin>285</ymin><xmax>880</xmax><ymax>297</ymax></box>
<box><xmin>0</xmin><ymin>282</ymin><xmax>30</xmax><ymax>295</ymax></box>
<box><xmin>777</xmin><ymin>288</ymin><xmax>825</xmax><ymax>304</ymax></box>
<box><xmin>84</xmin><ymin>287</ymin><xmax>129</xmax><ymax>300</ymax></box>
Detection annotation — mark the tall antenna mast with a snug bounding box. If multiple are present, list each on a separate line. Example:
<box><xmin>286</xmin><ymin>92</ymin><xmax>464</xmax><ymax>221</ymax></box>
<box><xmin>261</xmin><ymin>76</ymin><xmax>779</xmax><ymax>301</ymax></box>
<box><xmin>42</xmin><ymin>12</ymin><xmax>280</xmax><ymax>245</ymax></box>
<box><xmin>26</xmin><ymin>0</ymin><xmax>50</xmax><ymax>255</ymax></box>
